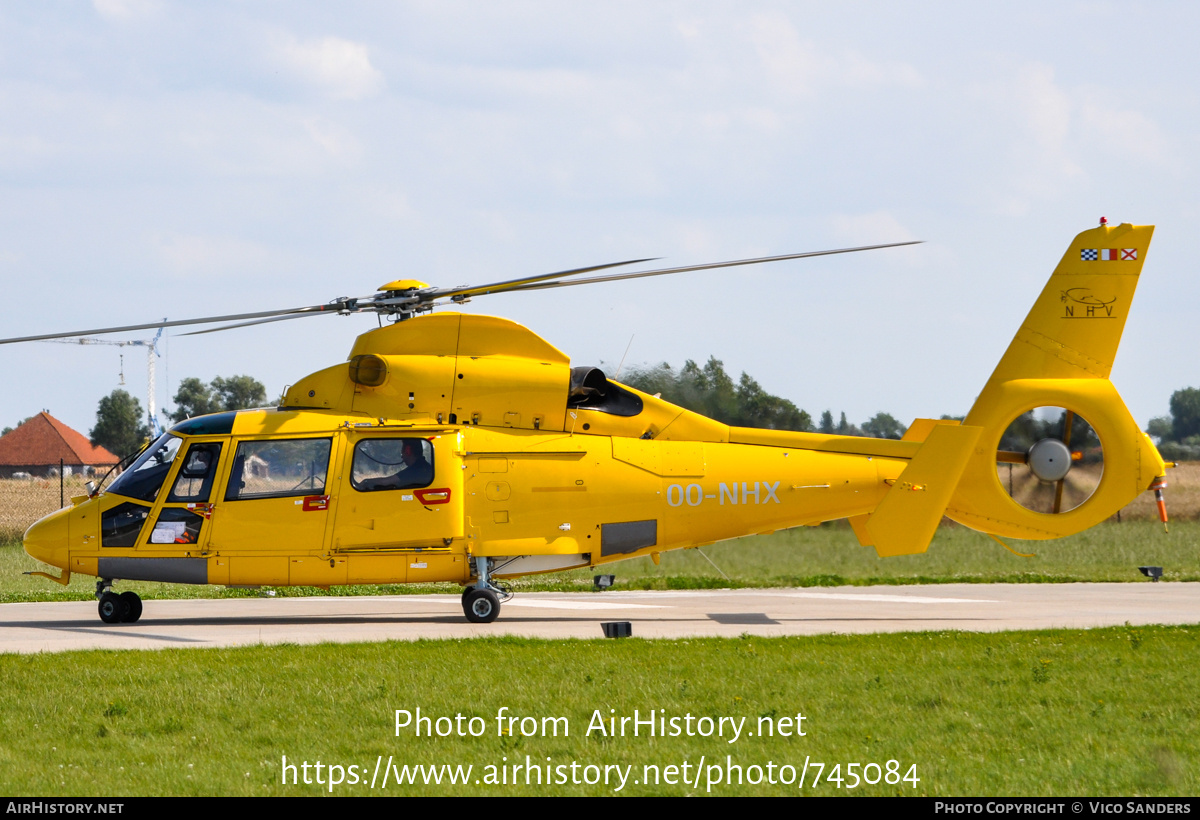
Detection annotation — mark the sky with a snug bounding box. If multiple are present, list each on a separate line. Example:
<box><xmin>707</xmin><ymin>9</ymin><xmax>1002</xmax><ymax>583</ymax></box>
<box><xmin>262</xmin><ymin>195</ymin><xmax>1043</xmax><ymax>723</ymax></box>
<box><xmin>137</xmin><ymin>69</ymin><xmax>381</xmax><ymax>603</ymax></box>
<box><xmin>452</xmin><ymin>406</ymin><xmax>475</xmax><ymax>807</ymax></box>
<box><xmin>1</xmin><ymin>1</ymin><xmax>1198</xmax><ymax>442</ymax></box>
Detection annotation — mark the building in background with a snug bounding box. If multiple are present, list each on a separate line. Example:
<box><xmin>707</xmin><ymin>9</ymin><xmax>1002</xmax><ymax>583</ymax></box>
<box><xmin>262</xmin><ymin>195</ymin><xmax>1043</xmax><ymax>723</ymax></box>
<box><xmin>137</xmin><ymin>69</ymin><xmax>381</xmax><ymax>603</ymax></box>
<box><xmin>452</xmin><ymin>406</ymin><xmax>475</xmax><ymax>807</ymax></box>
<box><xmin>0</xmin><ymin>413</ymin><xmax>119</xmax><ymax>478</ymax></box>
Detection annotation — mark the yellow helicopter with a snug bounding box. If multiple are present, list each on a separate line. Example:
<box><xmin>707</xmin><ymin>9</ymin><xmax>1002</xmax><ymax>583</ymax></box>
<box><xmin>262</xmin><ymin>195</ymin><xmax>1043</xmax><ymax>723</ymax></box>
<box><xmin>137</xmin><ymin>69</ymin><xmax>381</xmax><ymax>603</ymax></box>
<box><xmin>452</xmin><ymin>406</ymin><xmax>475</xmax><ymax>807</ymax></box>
<box><xmin>10</xmin><ymin>220</ymin><xmax>1168</xmax><ymax>624</ymax></box>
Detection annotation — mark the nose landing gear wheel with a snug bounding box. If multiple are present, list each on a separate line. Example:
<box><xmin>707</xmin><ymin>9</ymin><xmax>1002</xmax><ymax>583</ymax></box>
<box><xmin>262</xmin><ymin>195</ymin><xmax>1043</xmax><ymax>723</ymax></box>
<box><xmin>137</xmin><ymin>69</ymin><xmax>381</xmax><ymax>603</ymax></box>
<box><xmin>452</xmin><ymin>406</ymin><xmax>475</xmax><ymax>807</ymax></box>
<box><xmin>463</xmin><ymin>587</ymin><xmax>500</xmax><ymax>623</ymax></box>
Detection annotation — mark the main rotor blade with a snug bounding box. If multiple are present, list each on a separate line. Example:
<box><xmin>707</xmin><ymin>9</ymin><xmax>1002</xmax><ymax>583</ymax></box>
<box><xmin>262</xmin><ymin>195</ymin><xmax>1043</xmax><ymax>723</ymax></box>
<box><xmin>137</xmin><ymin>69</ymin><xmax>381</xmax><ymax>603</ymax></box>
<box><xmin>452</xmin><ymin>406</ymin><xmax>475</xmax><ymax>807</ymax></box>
<box><xmin>0</xmin><ymin>304</ymin><xmax>354</xmax><ymax>345</ymax></box>
<box><xmin>0</xmin><ymin>242</ymin><xmax>921</xmax><ymax>344</ymax></box>
<box><xmin>498</xmin><ymin>242</ymin><xmax>923</xmax><ymax>294</ymax></box>
<box><xmin>424</xmin><ymin>258</ymin><xmax>658</xmax><ymax>302</ymax></box>
<box><xmin>179</xmin><ymin>311</ymin><xmax>339</xmax><ymax>336</ymax></box>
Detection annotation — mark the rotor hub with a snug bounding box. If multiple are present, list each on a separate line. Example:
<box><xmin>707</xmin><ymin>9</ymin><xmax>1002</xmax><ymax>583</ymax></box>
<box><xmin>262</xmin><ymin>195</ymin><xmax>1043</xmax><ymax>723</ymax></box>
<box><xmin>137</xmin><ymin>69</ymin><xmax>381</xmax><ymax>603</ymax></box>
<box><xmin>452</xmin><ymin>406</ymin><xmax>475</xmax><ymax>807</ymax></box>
<box><xmin>1027</xmin><ymin>437</ymin><xmax>1072</xmax><ymax>482</ymax></box>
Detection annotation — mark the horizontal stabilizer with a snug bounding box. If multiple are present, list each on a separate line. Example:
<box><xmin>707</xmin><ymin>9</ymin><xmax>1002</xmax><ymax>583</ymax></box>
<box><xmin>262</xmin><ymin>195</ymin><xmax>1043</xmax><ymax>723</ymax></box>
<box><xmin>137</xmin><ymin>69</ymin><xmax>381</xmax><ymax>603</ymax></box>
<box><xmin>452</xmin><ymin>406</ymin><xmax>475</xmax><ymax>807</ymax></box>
<box><xmin>866</xmin><ymin>424</ymin><xmax>982</xmax><ymax>557</ymax></box>
<box><xmin>848</xmin><ymin>514</ymin><xmax>873</xmax><ymax>547</ymax></box>
<box><xmin>900</xmin><ymin>418</ymin><xmax>961</xmax><ymax>443</ymax></box>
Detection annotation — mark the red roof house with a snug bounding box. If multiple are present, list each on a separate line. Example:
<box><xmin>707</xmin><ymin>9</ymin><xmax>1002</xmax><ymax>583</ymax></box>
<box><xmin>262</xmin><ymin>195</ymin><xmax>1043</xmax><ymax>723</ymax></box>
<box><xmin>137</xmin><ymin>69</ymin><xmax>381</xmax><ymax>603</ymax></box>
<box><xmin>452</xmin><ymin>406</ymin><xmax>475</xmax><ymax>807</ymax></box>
<box><xmin>0</xmin><ymin>413</ymin><xmax>119</xmax><ymax>478</ymax></box>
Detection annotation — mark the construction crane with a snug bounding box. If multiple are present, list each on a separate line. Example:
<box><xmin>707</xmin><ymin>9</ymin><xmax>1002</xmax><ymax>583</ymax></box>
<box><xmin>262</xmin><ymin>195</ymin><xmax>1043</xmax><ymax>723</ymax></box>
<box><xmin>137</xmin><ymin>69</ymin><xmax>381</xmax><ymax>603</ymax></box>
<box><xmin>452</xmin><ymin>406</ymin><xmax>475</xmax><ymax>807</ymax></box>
<box><xmin>42</xmin><ymin>322</ymin><xmax>166</xmax><ymax>437</ymax></box>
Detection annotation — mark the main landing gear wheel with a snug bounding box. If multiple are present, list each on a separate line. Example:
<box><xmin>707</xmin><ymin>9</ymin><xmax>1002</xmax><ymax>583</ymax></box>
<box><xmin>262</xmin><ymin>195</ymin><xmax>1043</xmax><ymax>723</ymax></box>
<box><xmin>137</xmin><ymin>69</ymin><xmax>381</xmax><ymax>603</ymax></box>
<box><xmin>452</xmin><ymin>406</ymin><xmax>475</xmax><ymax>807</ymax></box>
<box><xmin>463</xmin><ymin>587</ymin><xmax>500</xmax><ymax>623</ymax></box>
<box><xmin>97</xmin><ymin>590</ymin><xmax>142</xmax><ymax>624</ymax></box>
<box><xmin>98</xmin><ymin>592</ymin><xmax>128</xmax><ymax>624</ymax></box>
<box><xmin>119</xmin><ymin>591</ymin><xmax>143</xmax><ymax>623</ymax></box>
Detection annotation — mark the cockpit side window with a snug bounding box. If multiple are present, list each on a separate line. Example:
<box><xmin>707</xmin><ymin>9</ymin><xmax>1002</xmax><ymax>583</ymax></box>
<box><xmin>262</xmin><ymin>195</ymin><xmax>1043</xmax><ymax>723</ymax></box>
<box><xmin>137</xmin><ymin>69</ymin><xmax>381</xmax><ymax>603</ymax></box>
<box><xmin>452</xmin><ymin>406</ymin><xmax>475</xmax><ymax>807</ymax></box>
<box><xmin>106</xmin><ymin>434</ymin><xmax>184</xmax><ymax>503</ymax></box>
<box><xmin>224</xmin><ymin>438</ymin><xmax>331</xmax><ymax>501</ymax></box>
<box><xmin>351</xmin><ymin>438</ymin><xmax>435</xmax><ymax>491</ymax></box>
<box><xmin>167</xmin><ymin>442</ymin><xmax>223</xmax><ymax>503</ymax></box>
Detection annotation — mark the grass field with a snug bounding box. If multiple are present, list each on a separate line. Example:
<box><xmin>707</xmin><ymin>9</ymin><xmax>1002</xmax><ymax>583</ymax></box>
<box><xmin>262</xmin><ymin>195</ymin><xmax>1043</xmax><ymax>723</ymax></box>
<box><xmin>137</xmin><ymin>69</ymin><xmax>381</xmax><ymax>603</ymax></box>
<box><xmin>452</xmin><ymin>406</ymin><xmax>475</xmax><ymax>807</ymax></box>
<box><xmin>0</xmin><ymin>627</ymin><xmax>1195</xmax><ymax>796</ymax></box>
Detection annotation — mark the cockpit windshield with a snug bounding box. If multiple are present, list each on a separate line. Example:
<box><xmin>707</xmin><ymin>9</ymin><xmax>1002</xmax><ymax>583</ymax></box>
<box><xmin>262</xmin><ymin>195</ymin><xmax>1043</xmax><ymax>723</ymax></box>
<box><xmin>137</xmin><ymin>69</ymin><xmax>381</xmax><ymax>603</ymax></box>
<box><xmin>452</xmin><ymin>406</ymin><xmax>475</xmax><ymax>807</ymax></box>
<box><xmin>106</xmin><ymin>434</ymin><xmax>184</xmax><ymax>503</ymax></box>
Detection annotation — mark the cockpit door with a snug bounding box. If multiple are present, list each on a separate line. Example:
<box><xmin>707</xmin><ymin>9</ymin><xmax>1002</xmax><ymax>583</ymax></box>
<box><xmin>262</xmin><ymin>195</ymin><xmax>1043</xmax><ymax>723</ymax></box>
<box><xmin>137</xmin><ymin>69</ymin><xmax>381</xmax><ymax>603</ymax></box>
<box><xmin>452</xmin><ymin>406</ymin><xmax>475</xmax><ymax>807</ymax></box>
<box><xmin>333</xmin><ymin>432</ymin><xmax>463</xmax><ymax>550</ymax></box>
<box><xmin>139</xmin><ymin>439</ymin><xmax>226</xmax><ymax>550</ymax></box>
<box><xmin>207</xmin><ymin>435</ymin><xmax>338</xmax><ymax>554</ymax></box>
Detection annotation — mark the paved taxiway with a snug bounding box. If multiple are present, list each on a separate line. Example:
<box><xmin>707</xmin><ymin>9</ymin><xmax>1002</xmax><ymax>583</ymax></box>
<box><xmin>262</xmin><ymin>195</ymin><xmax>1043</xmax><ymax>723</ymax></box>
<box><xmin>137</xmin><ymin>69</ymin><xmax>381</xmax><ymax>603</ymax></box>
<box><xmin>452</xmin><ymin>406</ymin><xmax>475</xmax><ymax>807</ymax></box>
<box><xmin>0</xmin><ymin>583</ymin><xmax>1196</xmax><ymax>653</ymax></box>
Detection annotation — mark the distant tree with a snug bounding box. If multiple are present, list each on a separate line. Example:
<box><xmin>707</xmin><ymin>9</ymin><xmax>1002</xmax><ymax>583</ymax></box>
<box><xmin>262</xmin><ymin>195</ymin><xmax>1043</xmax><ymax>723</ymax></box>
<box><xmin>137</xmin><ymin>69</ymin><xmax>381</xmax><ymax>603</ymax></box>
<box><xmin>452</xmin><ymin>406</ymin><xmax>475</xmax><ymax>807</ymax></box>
<box><xmin>814</xmin><ymin>408</ymin><xmax>888</xmax><ymax>437</ymax></box>
<box><xmin>818</xmin><ymin>410</ymin><xmax>834</xmax><ymax>434</ymax></box>
<box><xmin>617</xmin><ymin>362</ymin><xmax>675</xmax><ymax>398</ymax></box>
<box><xmin>862</xmin><ymin>412</ymin><xmax>906</xmax><ymax>440</ymax></box>
<box><xmin>169</xmin><ymin>378</ymin><xmax>220</xmax><ymax>422</ymax></box>
<box><xmin>1061</xmin><ymin>412</ymin><xmax>1099</xmax><ymax>452</ymax></box>
<box><xmin>1170</xmin><ymin>388</ymin><xmax>1200</xmax><ymax>443</ymax></box>
<box><xmin>621</xmin><ymin>358</ymin><xmax>812</xmax><ymax>432</ymax></box>
<box><xmin>733</xmin><ymin>373</ymin><xmax>813</xmax><ymax>431</ymax></box>
<box><xmin>998</xmin><ymin>408</ymin><xmax>1099</xmax><ymax>453</ymax></box>
<box><xmin>618</xmin><ymin>360</ymin><xmax>909</xmax><ymax>437</ymax></box>
<box><xmin>1146</xmin><ymin>416</ymin><xmax>1173</xmax><ymax>443</ymax></box>
<box><xmin>212</xmin><ymin>375</ymin><xmax>267</xmax><ymax>411</ymax></box>
<box><xmin>680</xmin><ymin>357</ymin><xmax>737</xmax><ymax>422</ymax></box>
<box><xmin>91</xmin><ymin>390</ymin><xmax>150</xmax><ymax>457</ymax></box>
<box><xmin>168</xmin><ymin>375</ymin><xmax>268</xmax><ymax>422</ymax></box>
<box><xmin>1</xmin><ymin>416</ymin><xmax>34</xmax><ymax>437</ymax></box>
<box><xmin>835</xmin><ymin>411</ymin><xmax>864</xmax><ymax>437</ymax></box>
<box><xmin>998</xmin><ymin>410</ymin><xmax>1041</xmax><ymax>452</ymax></box>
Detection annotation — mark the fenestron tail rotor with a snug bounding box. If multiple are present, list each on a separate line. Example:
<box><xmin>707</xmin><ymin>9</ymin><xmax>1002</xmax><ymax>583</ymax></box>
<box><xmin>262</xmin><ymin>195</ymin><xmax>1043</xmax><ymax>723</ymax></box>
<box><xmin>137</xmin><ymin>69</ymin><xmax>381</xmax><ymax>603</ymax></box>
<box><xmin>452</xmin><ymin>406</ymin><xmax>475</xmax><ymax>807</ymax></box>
<box><xmin>0</xmin><ymin>240</ymin><xmax>919</xmax><ymax>345</ymax></box>
<box><xmin>995</xmin><ymin>406</ymin><xmax>1104</xmax><ymax>514</ymax></box>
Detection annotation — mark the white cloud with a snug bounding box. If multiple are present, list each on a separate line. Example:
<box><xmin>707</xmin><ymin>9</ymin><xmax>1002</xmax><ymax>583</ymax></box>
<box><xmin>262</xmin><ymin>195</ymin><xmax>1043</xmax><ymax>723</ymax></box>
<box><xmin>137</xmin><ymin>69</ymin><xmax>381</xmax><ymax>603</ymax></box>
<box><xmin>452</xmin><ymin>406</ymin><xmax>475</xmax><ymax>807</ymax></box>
<box><xmin>840</xmin><ymin>50</ymin><xmax>923</xmax><ymax>90</ymax></box>
<box><xmin>1079</xmin><ymin>98</ymin><xmax>1174</xmax><ymax>167</ymax></box>
<box><xmin>1016</xmin><ymin>64</ymin><xmax>1073</xmax><ymax>157</ymax></box>
<box><xmin>746</xmin><ymin>13</ymin><xmax>923</xmax><ymax>98</ymax></box>
<box><xmin>358</xmin><ymin>186</ymin><xmax>415</xmax><ymax>225</ymax></box>
<box><xmin>92</xmin><ymin>0</ymin><xmax>160</xmax><ymax>20</ymax></box>
<box><xmin>968</xmin><ymin>62</ymin><xmax>1084</xmax><ymax>213</ymax></box>
<box><xmin>975</xmin><ymin>63</ymin><xmax>1176</xmax><ymax>212</ymax></box>
<box><xmin>303</xmin><ymin>118</ymin><xmax>362</xmax><ymax>162</ymax></box>
<box><xmin>746</xmin><ymin>13</ymin><xmax>823</xmax><ymax>97</ymax></box>
<box><xmin>272</xmin><ymin>34</ymin><xmax>384</xmax><ymax>100</ymax></box>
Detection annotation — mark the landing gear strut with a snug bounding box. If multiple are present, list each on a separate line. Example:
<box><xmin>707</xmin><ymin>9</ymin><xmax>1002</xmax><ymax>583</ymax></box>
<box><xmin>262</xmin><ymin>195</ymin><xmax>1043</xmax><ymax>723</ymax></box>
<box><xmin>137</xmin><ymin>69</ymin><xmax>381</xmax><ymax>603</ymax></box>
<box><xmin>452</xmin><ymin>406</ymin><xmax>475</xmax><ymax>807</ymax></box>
<box><xmin>462</xmin><ymin>557</ymin><xmax>509</xmax><ymax>623</ymax></box>
<box><xmin>96</xmin><ymin>580</ymin><xmax>142</xmax><ymax>624</ymax></box>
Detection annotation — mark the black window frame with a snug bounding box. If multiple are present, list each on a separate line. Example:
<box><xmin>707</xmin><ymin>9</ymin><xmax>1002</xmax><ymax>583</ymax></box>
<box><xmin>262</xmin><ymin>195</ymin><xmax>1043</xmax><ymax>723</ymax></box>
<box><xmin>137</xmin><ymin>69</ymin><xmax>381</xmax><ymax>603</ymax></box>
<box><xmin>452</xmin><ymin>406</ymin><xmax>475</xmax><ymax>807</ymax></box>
<box><xmin>223</xmin><ymin>437</ymin><xmax>333</xmax><ymax>502</ymax></box>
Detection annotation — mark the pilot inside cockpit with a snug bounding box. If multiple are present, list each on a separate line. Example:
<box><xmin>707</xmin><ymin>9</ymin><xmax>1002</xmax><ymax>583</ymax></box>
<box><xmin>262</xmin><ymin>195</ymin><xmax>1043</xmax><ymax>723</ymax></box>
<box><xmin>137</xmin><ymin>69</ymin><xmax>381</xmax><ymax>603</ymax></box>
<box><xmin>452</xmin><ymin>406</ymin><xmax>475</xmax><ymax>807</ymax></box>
<box><xmin>353</xmin><ymin>438</ymin><xmax>434</xmax><ymax>491</ymax></box>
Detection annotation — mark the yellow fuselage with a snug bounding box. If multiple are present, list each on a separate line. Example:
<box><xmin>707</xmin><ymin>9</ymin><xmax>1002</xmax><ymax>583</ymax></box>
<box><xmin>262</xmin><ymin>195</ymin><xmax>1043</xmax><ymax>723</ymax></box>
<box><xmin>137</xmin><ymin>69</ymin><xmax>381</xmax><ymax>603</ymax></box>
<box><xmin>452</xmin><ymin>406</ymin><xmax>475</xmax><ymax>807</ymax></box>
<box><xmin>24</xmin><ymin>407</ymin><xmax>909</xmax><ymax>587</ymax></box>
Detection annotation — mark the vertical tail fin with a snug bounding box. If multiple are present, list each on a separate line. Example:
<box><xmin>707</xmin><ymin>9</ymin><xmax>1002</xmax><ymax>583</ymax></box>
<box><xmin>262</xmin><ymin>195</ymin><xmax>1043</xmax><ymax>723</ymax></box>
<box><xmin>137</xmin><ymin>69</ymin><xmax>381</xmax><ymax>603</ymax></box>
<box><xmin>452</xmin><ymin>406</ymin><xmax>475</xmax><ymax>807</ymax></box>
<box><xmin>987</xmin><ymin>221</ymin><xmax>1152</xmax><ymax>382</ymax></box>
<box><xmin>945</xmin><ymin>222</ymin><xmax>1165</xmax><ymax>539</ymax></box>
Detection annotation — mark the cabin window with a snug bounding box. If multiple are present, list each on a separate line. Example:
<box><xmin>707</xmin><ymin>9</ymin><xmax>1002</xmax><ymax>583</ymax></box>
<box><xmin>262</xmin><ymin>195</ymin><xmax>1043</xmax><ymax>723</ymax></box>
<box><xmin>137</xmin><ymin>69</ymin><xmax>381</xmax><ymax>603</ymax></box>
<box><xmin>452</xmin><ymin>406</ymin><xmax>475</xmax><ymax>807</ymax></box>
<box><xmin>167</xmin><ymin>442</ymin><xmax>223</xmax><ymax>503</ymax></box>
<box><xmin>351</xmin><ymin>438</ymin><xmax>435</xmax><ymax>491</ymax></box>
<box><xmin>224</xmin><ymin>438</ymin><xmax>332</xmax><ymax>501</ymax></box>
<box><xmin>148</xmin><ymin>507</ymin><xmax>205</xmax><ymax>545</ymax></box>
<box><xmin>107</xmin><ymin>434</ymin><xmax>183</xmax><ymax>503</ymax></box>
